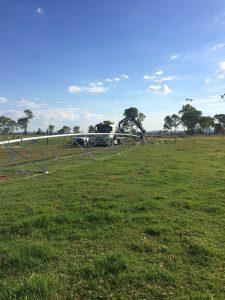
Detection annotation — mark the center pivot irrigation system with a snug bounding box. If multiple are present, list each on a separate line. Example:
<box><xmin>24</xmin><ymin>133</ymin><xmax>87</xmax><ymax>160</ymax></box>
<box><xmin>0</xmin><ymin>133</ymin><xmax>144</xmax><ymax>176</ymax></box>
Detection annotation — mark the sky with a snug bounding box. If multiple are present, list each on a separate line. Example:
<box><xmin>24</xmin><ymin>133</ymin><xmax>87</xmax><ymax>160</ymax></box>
<box><xmin>0</xmin><ymin>0</ymin><xmax>225</xmax><ymax>131</ymax></box>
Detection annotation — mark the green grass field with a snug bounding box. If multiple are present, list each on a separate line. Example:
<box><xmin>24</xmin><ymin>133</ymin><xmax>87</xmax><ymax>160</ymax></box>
<box><xmin>1</xmin><ymin>136</ymin><xmax>225</xmax><ymax>299</ymax></box>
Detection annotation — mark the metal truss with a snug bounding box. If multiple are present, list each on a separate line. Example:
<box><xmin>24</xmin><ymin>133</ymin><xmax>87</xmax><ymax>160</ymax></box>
<box><xmin>0</xmin><ymin>133</ymin><xmax>142</xmax><ymax>175</ymax></box>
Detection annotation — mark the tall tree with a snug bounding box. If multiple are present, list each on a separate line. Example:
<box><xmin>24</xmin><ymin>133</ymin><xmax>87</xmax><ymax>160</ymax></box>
<box><xmin>171</xmin><ymin>114</ymin><xmax>181</xmax><ymax>134</ymax></box>
<box><xmin>36</xmin><ymin>128</ymin><xmax>44</xmax><ymax>135</ymax></box>
<box><xmin>179</xmin><ymin>104</ymin><xmax>202</xmax><ymax>134</ymax></box>
<box><xmin>24</xmin><ymin>109</ymin><xmax>34</xmax><ymax>120</ymax></box>
<box><xmin>163</xmin><ymin>116</ymin><xmax>173</xmax><ymax>135</ymax></box>
<box><xmin>47</xmin><ymin>124</ymin><xmax>55</xmax><ymax>135</ymax></box>
<box><xmin>0</xmin><ymin>116</ymin><xmax>17</xmax><ymax>134</ymax></box>
<box><xmin>199</xmin><ymin>116</ymin><xmax>214</xmax><ymax>134</ymax></box>
<box><xmin>17</xmin><ymin>109</ymin><xmax>34</xmax><ymax>134</ymax></box>
<box><xmin>88</xmin><ymin>125</ymin><xmax>95</xmax><ymax>133</ymax></box>
<box><xmin>73</xmin><ymin>126</ymin><xmax>81</xmax><ymax>133</ymax></box>
<box><xmin>164</xmin><ymin>114</ymin><xmax>181</xmax><ymax>135</ymax></box>
<box><xmin>58</xmin><ymin>126</ymin><xmax>71</xmax><ymax>134</ymax></box>
<box><xmin>119</xmin><ymin>107</ymin><xmax>146</xmax><ymax>135</ymax></box>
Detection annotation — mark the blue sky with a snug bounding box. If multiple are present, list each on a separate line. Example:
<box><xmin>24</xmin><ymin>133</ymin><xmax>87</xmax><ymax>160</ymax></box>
<box><xmin>0</xmin><ymin>0</ymin><xmax>225</xmax><ymax>131</ymax></box>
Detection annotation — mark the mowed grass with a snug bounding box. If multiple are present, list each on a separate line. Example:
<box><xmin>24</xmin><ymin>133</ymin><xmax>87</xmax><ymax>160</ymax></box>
<box><xmin>0</xmin><ymin>136</ymin><xmax>225</xmax><ymax>299</ymax></box>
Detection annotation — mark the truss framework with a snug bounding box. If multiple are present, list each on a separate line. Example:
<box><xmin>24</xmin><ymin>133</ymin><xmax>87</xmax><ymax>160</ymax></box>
<box><xmin>0</xmin><ymin>133</ymin><xmax>143</xmax><ymax>175</ymax></box>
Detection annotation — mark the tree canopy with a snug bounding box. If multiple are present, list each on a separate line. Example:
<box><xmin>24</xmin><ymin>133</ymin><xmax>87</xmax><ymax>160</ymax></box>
<box><xmin>58</xmin><ymin>126</ymin><xmax>71</xmax><ymax>134</ymax></box>
<box><xmin>88</xmin><ymin>125</ymin><xmax>95</xmax><ymax>133</ymax></box>
<box><xmin>179</xmin><ymin>104</ymin><xmax>202</xmax><ymax>134</ymax></box>
<box><xmin>164</xmin><ymin>114</ymin><xmax>181</xmax><ymax>135</ymax></box>
<box><xmin>119</xmin><ymin>107</ymin><xmax>146</xmax><ymax>135</ymax></box>
<box><xmin>17</xmin><ymin>109</ymin><xmax>34</xmax><ymax>134</ymax></box>
<box><xmin>0</xmin><ymin>116</ymin><xmax>17</xmax><ymax>134</ymax></box>
<box><xmin>73</xmin><ymin>126</ymin><xmax>81</xmax><ymax>133</ymax></box>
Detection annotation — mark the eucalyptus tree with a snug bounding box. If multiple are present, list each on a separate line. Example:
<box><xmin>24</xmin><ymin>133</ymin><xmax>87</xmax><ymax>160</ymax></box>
<box><xmin>0</xmin><ymin>116</ymin><xmax>17</xmax><ymax>134</ymax></box>
<box><xmin>47</xmin><ymin>124</ymin><xmax>55</xmax><ymax>135</ymax></box>
<box><xmin>58</xmin><ymin>126</ymin><xmax>71</xmax><ymax>134</ymax></box>
<box><xmin>17</xmin><ymin>109</ymin><xmax>34</xmax><ymax>134</ymax></box>
<box><xmin>163</xmin><ymin>115</ymin><xmax>173</xmax><ymax>135</ymax></box>
<box><xmin>171</xmin><ymin>114</ymin><xmax>181</xmax><ymax>134</ymax></box>
<box><xmin>179</xmin><ymin>104</ymin><xmax>202</xmax><ymax>134</ymax></box>
<box><xmin>36</xmin><ymin>128</ymin><xmax>44</xmax><ymax>135</ymax></box>
<box><xmin>163</xmin><ymin>114</ymin><xmax>180</xmax><ymax>135</ymax></box>
<box><xmin>88</xmin><ymin>125</ymin><xmax>95</xmax><ymax>133</ymax></box>
<box><xmin>73</xmin><ymin>126</ymin><xmax>81</xmax><ymax>133</ymax></box>
<box><xmin>198</xmin><ymin>116</ymin><xmax>214</xmax><ymax>134</ymax></box>
<box><xmin>119</xmin><ymin>107</ymin><xmax>146</xmax><ymax>135</ymax></box>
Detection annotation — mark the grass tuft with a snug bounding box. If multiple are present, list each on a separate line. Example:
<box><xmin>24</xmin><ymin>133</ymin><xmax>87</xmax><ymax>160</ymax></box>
<box><xmin>185</xmin><ymin>240</ymin><xmax>215</xmax><ymax>265</ymax></box>
<box><xmin>1</xmin><ymin>241</ymin><xmax>59</xmax><ymax>274</ymax></box>
<box><xmin>0</xmin><ymin>273</ymin><xmax>62</xmax><ymax>300</ymax></box>
<box><xmin>97</xmin><ymin>253</ymin><xmax>128</xmax><ymax>275</ymax></box>
<box><xmin>145</xmin><ymin>225</ymin><xmax>167</xmax><ymax>237</ymax></box>
<box><xmin>146</xmin><ymin>268</ymin><xmax>177</xmax><ymax>287</ymax></box>
<box><xmin>84</xmin><ymin>210</ymin><xmax>122</xmax><ymax>225</ymax></box>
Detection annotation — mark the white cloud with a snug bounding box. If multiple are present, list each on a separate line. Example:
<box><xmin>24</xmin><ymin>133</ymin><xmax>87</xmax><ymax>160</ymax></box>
<box><xmin>68</xmin><ymin>84</ymin><xmax>107</xmax><ymax>94</ymax></box>
<box><xmin>205</xmin><ymin>61</ymin><xmax>225</xmax><ymax>83</ymax></box>
<box><xmin>143</xmin><ymin>75</ymin><xmax>157</xmax><ymax>81</ymax></box>
<box><xmin>36</xmin><ymin>7</ymin><xmax>44</xmax><ymax>15</ymax></box>
<box><xmin>68</xmin><ymin>85</ymin><xmax>84</xmax><ymax>93</ymax></box>
<box><xmin>87</xmin><ymin>85</ymin><xmax>107</xmax><ymax>93</ymax></box>
<box><xmin>205</xmin><ymin>78</ymin><xmax>211</xmax><ymax>84</ymax></box>
<box><xmin>148</xmin><ymin>84</ymin><xmax>172</xmax><ymax>94</ymax></box>
<box><xmin>0</xmin><ymin>97</ymin><xmax>8</xmax><ymax>104</ymax></box>
<box><xmin>35</xmin><ymin>107</ymin><xmax>80</xmax><ymax>122</ymax></box>
<box><xmin>215</xmin><ymin>61</ymin><xmax>225</xmax><ymax>80</ymax></box>
<box><xmin>191</xmin><ymin>95</ymin><xmax>222</xmax><ymax>106</ymax></box>
<box><xmin>155</xmin><ymin>70</ymin><xmax>164</xmax><ymax>75</ymax></box>
<box><xmin>212</xmin><ymin>43</ymin><xmax>225</xmax><ymax>51</ymax></box>
<box><xmin>154</xmin><ymin>76</ymin><xmax>174</xmax><ymax>82</ymax></box>
<box><xmin>7</xmin><ymin>109</ymin><xmax>24</xmax><ymax>119</ymax></box>
<box><xmin>170</xmin><ymin>54</ymin><xmax>179</xmax><ymax>60</ymax></box>
<box><xmin>219</xmin><ymin>61</ymin><xmax>225</xmax><ymax>72</ymax></box>
<box><xmin>19</xmin><ymin>99</ymin><xmax>43</xmax><ymax>109</ymax></box>
<box><xmin>82</xmin><ymin>111</ymin><xmax>102</xmax><ymax>121</ymax></box>
<box><xmin>121</xmin><ymin>74</ymin><xmax>129</xmax><ymax>79</ymax></box>
<box><xmin>105</xmin><ymin>74</ymin><xmax>129</xmax><ymax>83</ymax></box>
<box><xmin>216</xmin><ymin>73</ymin><xmax>225</xmax><ymax>79</ymax></box>
<box><xmin>35</xmin><ymin>107</ymin><xmax>103</xmax><ymax>130</ymax></box>
<box><xmin>90</xmin><ymin>81</ymin><xmax>103</xmax><ymax>86</ymax></box>
<box><xmin>214</xmin><ymin>12</ymin><xmax>225</xmax><ymax>24</ymax></box>
<box><xmin>184</xmin><ymin>53</ymin><xmax>196</xmax><ymax>60</ymax></box>
<box><xmin>68</xmin><ymin>74</ymin><xmax>129</xmax><ymax>94</ymax></box>
<box><xmin>1</xmin><ymin>97</ymin><xmax>106</xmax><ymax>131</ymax></box>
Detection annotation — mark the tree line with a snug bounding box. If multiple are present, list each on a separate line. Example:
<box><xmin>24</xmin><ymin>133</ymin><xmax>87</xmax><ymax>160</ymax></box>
<box><xmin>0</xmin><ymin>109</ymin><xmax>34</xmax><ymax>135</ymax></box>
<box><xmin>0</xmin><ymin>107</ymin><xmax>146</xmax><ymax>136</ymax></box>
<box><xmin>0</xmin><ymin>109</ymin><xmax>82</xmax><ymax>136</ymax></box>
<box><xmin>164</xmin><ymin>102</ymin><xmax>225</xmax><ymax>135</ymax></box>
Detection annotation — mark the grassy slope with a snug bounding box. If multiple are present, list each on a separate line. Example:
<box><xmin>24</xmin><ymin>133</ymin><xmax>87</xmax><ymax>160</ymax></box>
<box><xmin>0</xmin><ymin>137</ymin><xmax>225</xmax><ymax>299</ymax></box>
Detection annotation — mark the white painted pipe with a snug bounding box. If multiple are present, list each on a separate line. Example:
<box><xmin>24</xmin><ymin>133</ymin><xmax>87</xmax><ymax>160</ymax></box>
<box><xmin>0</xmin><ymin>133</ymin><xmax>139</xmax><ymax>146</ymax></box>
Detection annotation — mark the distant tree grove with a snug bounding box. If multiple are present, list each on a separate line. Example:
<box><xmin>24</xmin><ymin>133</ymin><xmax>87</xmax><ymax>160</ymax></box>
<box><xmin>1</xmin><ymin>102</ymin><xmax>225</xmax><ymax>136</ymax></box>
<box><xmin>163</xmin><ymin>102</ymin><xmax>225</xmax><ymax>135</ymax></box>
